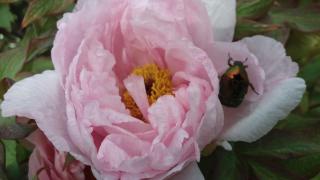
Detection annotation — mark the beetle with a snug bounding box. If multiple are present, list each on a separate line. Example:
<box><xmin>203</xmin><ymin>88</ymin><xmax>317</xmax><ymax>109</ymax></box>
<box><xmin>218</xmin><ymin>54</ymin><xmax>259</xmax><ymax>107</ymax></box>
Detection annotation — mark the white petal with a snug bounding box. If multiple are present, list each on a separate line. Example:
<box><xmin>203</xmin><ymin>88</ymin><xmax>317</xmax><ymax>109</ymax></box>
<box><xmin>1</xmin><ymin>71</ymin><xmax>78</xmax><ymax>153</ymax></box>
<box><xmin>223</xmin><ymin>78</ymin><xmax>306</xmax><ymax>142</ymax></box>
<box><xmin>202</xmin><ymin>0</ymin><xmax>236</xmax><ymax>42</ymax></box>
<box><xmin>217</xmin><ymin>140</ymin><xmax>232</xmax><ymax>151</ymax></box>
<box><xmin>169</xmin><ymin>162</ymin><xmax>204</xmax><ymax>180</ymax></box>
<box><xmin>240</xmin><ymin>35</ymin><xmax>299</xmax><ymax>88</ymax></box>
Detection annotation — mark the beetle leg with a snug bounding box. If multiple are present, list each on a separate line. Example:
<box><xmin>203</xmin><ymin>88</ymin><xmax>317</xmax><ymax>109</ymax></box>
<box><xmin>228</xmin><ymin>53</ymin><xmax>233</xmax><ymax>66</ymax></box>
<box><xmin>243</xmin><ymin>58</ymin><xmax>249</xmax><ymax>68</ymax></box>
<box><xmin>249</xmin><ymin>83</ymin><xmax>260</xmax><ymax>95</ymax></box>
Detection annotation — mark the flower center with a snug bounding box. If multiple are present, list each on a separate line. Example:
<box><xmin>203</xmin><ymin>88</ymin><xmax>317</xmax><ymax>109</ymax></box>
<box><xmin>122</xmin><ymin>64</ymin><xmax>173</xmax><ymax>119</ymax></box>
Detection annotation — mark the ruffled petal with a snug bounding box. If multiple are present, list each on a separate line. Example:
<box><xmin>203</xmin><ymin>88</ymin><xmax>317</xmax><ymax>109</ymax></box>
<box><xmin>1</xmin><ymin>71</ymin><xmax>77</xmax><ymax>153</ymax></box>
<box><xmin>197</xmin><ymin>93</ymin><xmax>224</xmax><ymax>149</ymax></box>
<box><xmin>170</xmin><ymin>162</ymin><xmax>204</xmax><ymax>180</ymax></box>
<box><xmin>202</xmin><ymin>0</ymin><xmax>236</xmax><ymax>41</ymax></box>
<box><xmin>240</xmin><ymin>35</ymin><xmax>299</xmax><ymax>89</ymax></box>
<box><xmin>223</xmin><ymin>78</ymin><xmax>306</xmax><ymax>142</ymax></box>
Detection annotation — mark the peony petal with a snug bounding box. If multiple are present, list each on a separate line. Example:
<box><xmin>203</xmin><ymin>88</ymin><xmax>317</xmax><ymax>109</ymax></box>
<box><xmin>123</xmin><ymin>75</ymin><xmax>150</xmax><ymax>120</ymax></box>
<box><xmin>169</xmin><ymin>162</ymin><xmax>204</xmax><ymax>180</ymax></box>
<box><xmin>202</xmin><ymin>0</ymin><xmax>236</xmax><ymax>42</ymax></box>
<box><xmin>223</xmin><ymin>78</ymin><xmax>306</xmax><ymax>142</ymax></box>
<box><xmin>197</xmin><ymin>93</ymin><xmax>224</xmax><ymax>150</ymax></box>
<box><xmin>52</xmin><ymin>0</ymin><xmax>128</xmax><ymax>80</ymax></box>
<box><xmin>148</xmin><ymin>95</ymin><xmax>185</xmax><ymax>135</ymax></box>
<box><xmin>240</xmin><ymin>35</ymin><xmax>299</xmax><ymax>89</ymax></box>
<box><xmin>1</xmin><ymin>71</ymin><xmax>78</xmax><ymax>153</ymax></box>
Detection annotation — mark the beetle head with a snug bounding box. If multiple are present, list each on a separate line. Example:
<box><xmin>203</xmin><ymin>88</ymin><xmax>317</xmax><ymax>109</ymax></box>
<box><xmin>227</xmin><ymin>53</ymin><xmax>248</xmax><ymax>68</ymax></box>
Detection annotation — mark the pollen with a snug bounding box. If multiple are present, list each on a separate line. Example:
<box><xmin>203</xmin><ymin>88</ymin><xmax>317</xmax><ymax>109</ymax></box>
<box><xmin>122</xmin><ymin>64</ymin><xmax>173</xmax><ymax>120</ymax></box>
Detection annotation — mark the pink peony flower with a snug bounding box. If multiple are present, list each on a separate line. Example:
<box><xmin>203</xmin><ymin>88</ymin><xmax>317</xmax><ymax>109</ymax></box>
<box><xmin>1</xmin><ymin>0</ymin><xmax>236</xmax><ymax>179</ymax></box>
<box><xmin>27</xmin><ymin>130</ymin><xmax>85</xmax><ymax>180</ymax></box>
<box><xmin>1</xmin><ymin>0</ymin><xmax>306</xmax><ymax>179</ymax></box>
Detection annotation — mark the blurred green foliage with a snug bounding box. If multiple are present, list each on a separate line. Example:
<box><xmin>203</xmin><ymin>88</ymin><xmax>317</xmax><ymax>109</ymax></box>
<box><xmin>0</xmin><ymin>0</ymin><xmax>319</xmax><ymax>179</ymax></box>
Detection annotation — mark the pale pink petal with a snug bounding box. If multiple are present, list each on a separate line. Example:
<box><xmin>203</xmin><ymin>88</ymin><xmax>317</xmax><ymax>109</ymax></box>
<box><xmin>28</xmin><ymin>149</ymin><xmax>50</xmax><ymax>180</ymax></box>
<box><xmin>121</xmin><ymin>0</ymin><xmax>214</xmax><ymax>66</ymax></box>
<box><xmin>169</xmin><ymin>162</ymin><xmax>204</xmax><ymax>180</ymax></box>
<box><xmin>52</xmin><ymin>0</ymin><xmax>128</xmax><ymax>80</ymax></box>
<box><xmin>165</xmin><ymin>40</ymin><xmax>218</xmax><ymax>86</ymax></box>
<box><xmin>223</xmin><ymin>78</ymin><xmax>306</xmax><ymax>142</ymax></box>
<box><xmin>148</xmin><ymin>95</ymin><xmax>185</xmax><ymax>135</ymax></box>
<box><xmin>123</xmin><ymin>75</ymin><xmax>150</xmax><ymax>120</ymax></box>
<box><xmin>240</xmin><ymin>35</ymin><xmax>299</xmax><ymax>89</ymax></box>
<box><xmin>28</xmin><ymin>130</ymin><xmax>85</xmax><ymax>180</ymax></box>
<box><xmin>183</xmin><ymin>0</ymin><xmax>215</xmax><ymax>50</ymax></box>
<box><xmin>197</xmin><ymin>93</ymin><xmax>224</xmax><ymax>149</ymax></box>
<box><xmin>202</xmin><ymin>0</ymin><xmax>236</xmax><ymax>41</ymax></box>
<box><xmin>97</xmin><ymin>137</ymin><xmax>130</xmax><ymax>168</ymax></box>
<box><xmin>27</xmin><ymin>130</ymin><xmax>54</xmax><ymax>164</ymax></box>
<box><xmin>1</xmin><ymin>71</ymin><xmax>78</xmax><ymax>154</ymax></box>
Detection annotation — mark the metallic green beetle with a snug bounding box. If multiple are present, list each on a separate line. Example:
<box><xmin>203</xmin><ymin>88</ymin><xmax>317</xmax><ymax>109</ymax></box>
<box><xmin>218</xmin><ymin>54</ymin><xmax>259</xmax><ymax>107</ymax></box>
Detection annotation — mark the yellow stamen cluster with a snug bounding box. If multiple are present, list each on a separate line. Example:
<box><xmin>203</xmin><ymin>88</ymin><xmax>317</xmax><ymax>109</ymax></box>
<box><xmin>122</xmin><ymin>64</ymin><xmax>173</xmax><ymax>120</ymax></box>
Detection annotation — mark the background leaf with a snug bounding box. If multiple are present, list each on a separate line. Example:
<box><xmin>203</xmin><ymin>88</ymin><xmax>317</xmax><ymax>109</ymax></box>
<box><xmin>270</xmin><ymin>7</ymin><xmax>320</xmax><ymax>32</ymax></box>
<box><xmin>0</xmin><ymin>47</ymin><xmax>26</xmax><ymax>80</ymax></box>
<box><xmin>234</xmin><ymin>19</ymin><xmax>280</xmax><ymax>40</ymax></box>
<box><xmin>237</xmin><ymin>0</ymin><xmax>275</xmax><ymax>19</ymax></box>
<box><xmin>2</xmin><ymin>140</ymin><xmax>20</xmax><ymax>180</ymax></box>
<box><xmin>22</xmin><ymin>0</ymin><xmax>74</xmax><ymax>27</ymax></box>
<box><xmin>0</xmin><ymin>4</ymin><xmax>16</xmax><ymax>31</ymax></box>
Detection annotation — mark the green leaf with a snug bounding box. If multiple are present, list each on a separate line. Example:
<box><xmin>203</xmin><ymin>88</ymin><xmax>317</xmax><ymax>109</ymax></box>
<box><xmin>0</xmin><ymin>0</ymin><xmax>20</xmax><ymax>3</ymax></box>
<box><xmin>237</xmin><ymin>0</ymin><xmax>274</xmax><ymax>19</ymax></box>
<box><xmin>311</xmin><ymin>172</ymin><xmax>320</xmax><ymax>180</ymax></box>
<box><xmin>299</xmin><ymin>0</ymin><xmax>315</xmax><ymax>7</ymax></box>
<box><xmin>279</xmin><ymin>153</ymin><xmax>320</xmax><ymax>178</ymax></box>
<box><xmin>20</xmin><ymin>24</ymin><xmax>55</xmax><ymax>62</ymax></box>
<box><xmin>298</xmin><ymin>55</ymin><xmax>320</xmax><ymax>85</ymax></box>
<box><xmin>235</xmin><ymin>127</ymin><xmax>320</xmax><ymax>159</ymax></box>
<box><xmin>299</xmin><ymin>92</ymin><xmax>309</xmax><ymax>113</ymax></box>
<box><xmin>23</xmin><ymin>56</ymin><xmax>53</xmax><ymax>74</ymax></box>
<box><xmin>22</xmin><ymin>0</ymin><xmax>74</xmax><ymax>27</ymax></box>
<box><xmin>0</xmin><ymin>47</ymin><xmax>26</xmax><ymax>80</ymax></box>
<box><xmin>2</xmin><ymin>140</ymin><xmax>20</xmax><ymax>180</ymax></box>
<box><xmin>276</xmin><ymin>114</ymin><xmax>319</xmax><ymax>131</ymax></box>
<box><xmin>235</xmin><ymin>19</ymin><xmax>280</xmax><ymax>40</ymax></box>
<box><xmin>0</xmin><ymin>167</ymin><xmax>8</xmax><ymax>180</ymax></box>
<box><xmin>286</xmin><ymin>31</ymin><xmax>320</xmax><ymax>62</ymax></box>
<box><xmin>248</xmin><ymin>161</ymin><xmax>290</xmax><ymax>180</ymax></box>
<box><xmin>0</xmin><ymin>4</ymin><xmax>16</xmax><ymax>31</ymax></box>
<box><xmin>26</xmin><ymin>35</ymin><xmax>54</xmax><ymax>61</ymax></box>
<box><xmin>270</xmin><ymin>8</ymin><xmax>320</xmax><ymax>32</ymax></box>
<box><xmin>16</xmin><ymin>143</ymin><xmax>30</xmax><ymax>164</ymax></box>
<box><xmin>200</xmin><ymin>147</ymin><xmax>248</xmax><ymax>180</ymax></box>
<box><xmin>0</xmin><ymin>140</ymin><xmax>4</xmax><ymax>168</ymax></box>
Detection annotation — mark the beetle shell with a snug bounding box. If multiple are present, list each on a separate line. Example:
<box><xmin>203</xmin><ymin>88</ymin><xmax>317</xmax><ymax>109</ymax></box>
<box><xmin>218</xmin><ymin>61</ymin><xmax>250</xmax><ymax>107</ymax></box>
